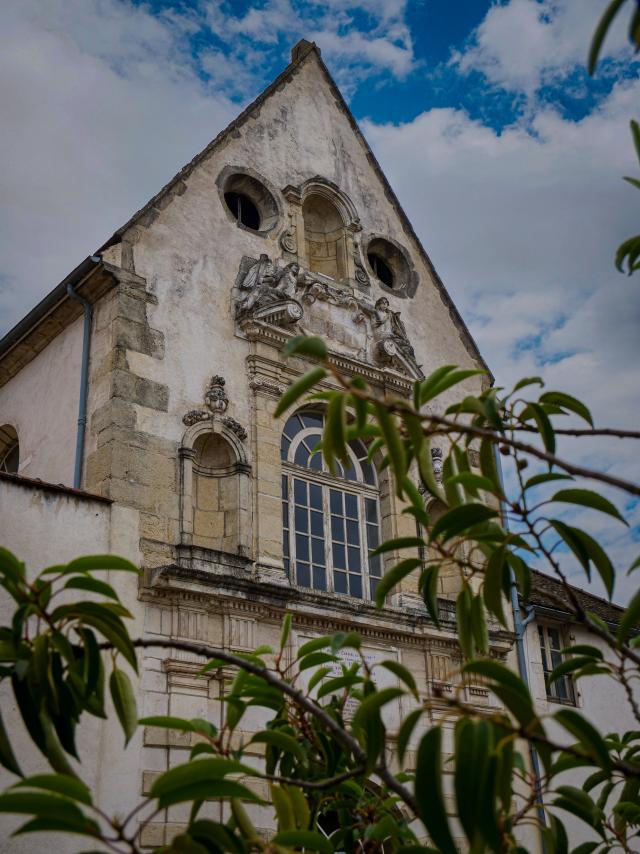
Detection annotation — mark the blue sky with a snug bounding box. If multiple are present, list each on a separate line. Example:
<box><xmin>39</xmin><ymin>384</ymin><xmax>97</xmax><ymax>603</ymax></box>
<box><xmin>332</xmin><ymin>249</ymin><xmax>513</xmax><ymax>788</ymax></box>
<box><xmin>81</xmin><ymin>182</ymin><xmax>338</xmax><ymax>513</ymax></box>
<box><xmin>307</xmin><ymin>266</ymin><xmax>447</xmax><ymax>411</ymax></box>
<box><xmin>0</xmin><ymin>0</ymin><xmax>639</xmax><ymax>600</ymax></box>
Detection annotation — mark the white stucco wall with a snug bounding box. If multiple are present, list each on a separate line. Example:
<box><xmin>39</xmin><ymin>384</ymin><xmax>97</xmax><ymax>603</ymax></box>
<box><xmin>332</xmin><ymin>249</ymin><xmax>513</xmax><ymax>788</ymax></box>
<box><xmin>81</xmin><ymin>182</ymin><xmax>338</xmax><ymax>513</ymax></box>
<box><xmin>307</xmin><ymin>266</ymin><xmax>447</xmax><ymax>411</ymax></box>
<box><xmin>0</xmin><ymin>316</ymin><xmax>83</xmax><ymax>485</ymax></box>
<box><xmin>526</xmin><ymin>617</ymin><xmax>639</xmax><ymax>847</ymax></box>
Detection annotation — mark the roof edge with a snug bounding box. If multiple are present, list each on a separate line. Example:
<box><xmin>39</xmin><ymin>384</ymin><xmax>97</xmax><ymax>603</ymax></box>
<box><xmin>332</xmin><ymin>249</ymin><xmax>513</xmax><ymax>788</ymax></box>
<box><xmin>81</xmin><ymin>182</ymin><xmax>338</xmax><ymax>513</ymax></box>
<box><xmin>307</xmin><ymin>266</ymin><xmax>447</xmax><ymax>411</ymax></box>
<box><xmin>0</xmin><ymin>256</ymin><xmax>101</xmax><ymax>361</ymax></box>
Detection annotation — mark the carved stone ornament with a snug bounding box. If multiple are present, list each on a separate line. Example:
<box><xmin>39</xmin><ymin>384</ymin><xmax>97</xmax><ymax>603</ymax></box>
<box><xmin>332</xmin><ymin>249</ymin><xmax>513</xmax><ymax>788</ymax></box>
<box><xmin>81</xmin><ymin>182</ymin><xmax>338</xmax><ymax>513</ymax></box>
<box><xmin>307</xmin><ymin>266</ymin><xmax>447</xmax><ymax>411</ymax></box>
<box><xmin>353</xmin><ymin>242</ymin><xmax>370</xmax><ymax>286</ymax></box>
<box><xmin>182</xmin><ymin>376</ymin><xmax>246</xmax><ymax>440</ymax></box>
<box><xmin>235</xmin><ymin>253</ymin><xmax>303</xmax><ymax>326</ymax></box>
<box><xmin>234</xmin><ymin>254</ymin><xmax>422</xmax><ymax>379</ymax></box>
<box><xmin>279</xmin><ymin>226</ymin><xmax>297</xmax><ymax>254</ymax></box>
<box><xmin>358</xmin><ymin>296</ymin><xmax>422</xmax><ymax>378</ymax></box>
<box><xmin>204</xmin><ymin>375</ymin><xmax>229</xmax><ymax>413</ymax></box>
<box><xmin>431</xmin><ymin>447</ymin><xmax>443</xmax><ymax>483</ymax></box>
<box><xmin>182</xmin><ymin>409</ymin><xmax>209</xmax><ymax>427</ymax></box>
<box><xmin>222</xmin><ymin>416</ymin><xmax>248</xmax><ymax>441</ymax></box>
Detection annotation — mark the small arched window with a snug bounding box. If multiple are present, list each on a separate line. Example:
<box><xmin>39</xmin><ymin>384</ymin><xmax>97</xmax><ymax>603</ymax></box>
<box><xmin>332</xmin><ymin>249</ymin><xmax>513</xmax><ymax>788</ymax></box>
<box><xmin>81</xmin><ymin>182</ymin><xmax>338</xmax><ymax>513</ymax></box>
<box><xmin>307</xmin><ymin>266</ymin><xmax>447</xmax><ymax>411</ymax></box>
<box><xmin>280</xmin><ymin>411</ymin><xmax>381</xmax><ymax>599</ymax></box>
<box><xmin>0</xmin><ymin>425</ymin><xmax>19</xmax><ymax>474</ymax></box>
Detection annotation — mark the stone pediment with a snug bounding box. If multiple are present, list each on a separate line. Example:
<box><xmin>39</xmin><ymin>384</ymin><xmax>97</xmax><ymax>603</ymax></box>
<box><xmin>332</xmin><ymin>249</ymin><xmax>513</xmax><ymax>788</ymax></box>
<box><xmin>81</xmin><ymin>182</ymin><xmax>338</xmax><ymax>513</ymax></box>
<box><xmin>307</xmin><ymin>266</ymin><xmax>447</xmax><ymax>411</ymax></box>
<box><xmin>234</xmin><ymin>254</ymin><xmax>423</xmax><ymax>380</ymax></box>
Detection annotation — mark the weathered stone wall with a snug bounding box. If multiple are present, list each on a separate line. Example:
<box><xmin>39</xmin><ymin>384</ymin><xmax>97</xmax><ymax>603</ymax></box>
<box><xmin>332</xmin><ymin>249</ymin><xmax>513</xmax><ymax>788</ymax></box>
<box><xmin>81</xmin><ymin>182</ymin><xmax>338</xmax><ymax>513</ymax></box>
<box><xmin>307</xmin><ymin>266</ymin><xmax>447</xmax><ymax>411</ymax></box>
<box><xmin>0</xmin><ymin>316</ymin><xmax>83</xmax><ymax>484</ymax></box>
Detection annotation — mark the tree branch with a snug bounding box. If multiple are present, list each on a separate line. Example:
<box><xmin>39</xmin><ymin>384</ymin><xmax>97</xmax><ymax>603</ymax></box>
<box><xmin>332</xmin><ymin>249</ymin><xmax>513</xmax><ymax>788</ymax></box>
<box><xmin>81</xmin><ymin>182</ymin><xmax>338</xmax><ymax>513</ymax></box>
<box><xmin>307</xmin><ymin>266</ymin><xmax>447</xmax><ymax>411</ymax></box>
<box><xmin>109</xmin><ymin>638</ymin><xmax>419</xmax><ymax>815</ymax></box>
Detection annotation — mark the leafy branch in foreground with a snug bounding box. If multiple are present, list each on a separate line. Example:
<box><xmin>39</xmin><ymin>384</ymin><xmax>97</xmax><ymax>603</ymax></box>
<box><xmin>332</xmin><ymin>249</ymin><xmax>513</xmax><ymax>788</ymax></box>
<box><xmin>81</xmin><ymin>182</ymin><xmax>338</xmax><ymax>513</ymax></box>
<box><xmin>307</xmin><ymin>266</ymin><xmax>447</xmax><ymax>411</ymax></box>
<box><xmin>0</xmin><ymin>338</ymin><xmax>639</xmax><ymax>852</ymax></box>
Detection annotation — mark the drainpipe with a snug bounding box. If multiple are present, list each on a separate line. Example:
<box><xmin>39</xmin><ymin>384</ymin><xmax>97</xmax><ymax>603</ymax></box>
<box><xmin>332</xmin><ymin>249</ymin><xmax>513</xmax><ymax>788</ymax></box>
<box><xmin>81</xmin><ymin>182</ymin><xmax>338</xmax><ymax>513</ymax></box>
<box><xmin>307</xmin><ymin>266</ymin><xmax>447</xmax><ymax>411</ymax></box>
<box><xmin>494</xmin><ymin>446</ymin><xmax>548</xmax><ymax>853</ymax></box>
<box><xmin>66</xmin><ymin>262</ymin><xmax>98</xmax><ymax>489</ymax></box>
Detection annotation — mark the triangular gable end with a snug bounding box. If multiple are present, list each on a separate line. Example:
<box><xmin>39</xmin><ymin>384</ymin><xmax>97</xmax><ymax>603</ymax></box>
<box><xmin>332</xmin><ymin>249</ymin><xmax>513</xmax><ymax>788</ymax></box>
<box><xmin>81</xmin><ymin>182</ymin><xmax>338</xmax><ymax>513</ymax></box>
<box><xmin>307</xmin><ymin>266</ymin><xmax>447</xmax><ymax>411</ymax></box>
<box><xmin>99</xmin><ymin>40</ymin><xmax>490</xmax><ymax>379</ymax></box>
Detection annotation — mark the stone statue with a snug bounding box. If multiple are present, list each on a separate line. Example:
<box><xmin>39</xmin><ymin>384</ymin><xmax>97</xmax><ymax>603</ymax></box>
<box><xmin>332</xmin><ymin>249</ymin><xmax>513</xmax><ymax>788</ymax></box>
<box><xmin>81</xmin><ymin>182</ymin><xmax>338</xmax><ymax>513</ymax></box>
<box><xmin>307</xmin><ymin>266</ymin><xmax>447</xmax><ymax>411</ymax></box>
<box><xmin>370</xmin><ymin>296</ymin><xmax>416</xmax><ymax>363</ymax></box>
<box><xmin>236</xmin><ymin>254</ymin><xmax>302</xmax><ymax>318</ymax></box>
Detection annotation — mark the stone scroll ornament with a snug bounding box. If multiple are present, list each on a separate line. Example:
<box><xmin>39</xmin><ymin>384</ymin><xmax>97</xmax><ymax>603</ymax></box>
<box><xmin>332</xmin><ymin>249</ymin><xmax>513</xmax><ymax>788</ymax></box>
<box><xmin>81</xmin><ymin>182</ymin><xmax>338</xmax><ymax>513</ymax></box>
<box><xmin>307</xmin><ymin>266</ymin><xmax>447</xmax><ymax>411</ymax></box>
<box><xmin>235</xmin><ymin>253</ymin><xmax>303</xmax><ymax>325</ymax></box>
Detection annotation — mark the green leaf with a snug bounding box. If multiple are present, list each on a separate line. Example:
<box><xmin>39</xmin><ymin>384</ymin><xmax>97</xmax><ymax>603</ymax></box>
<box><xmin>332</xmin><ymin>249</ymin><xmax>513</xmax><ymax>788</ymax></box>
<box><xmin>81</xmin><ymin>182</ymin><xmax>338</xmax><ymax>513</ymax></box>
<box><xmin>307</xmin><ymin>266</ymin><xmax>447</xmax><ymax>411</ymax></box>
<box><xmin>420</xmin><ymin>565</ymin><xmax>440</xmax><ymax>627</ymax></box>
<box><xmin>417</xmin><ymin>365</ymin><xmax>457</xmax><ymax>405</ymax></box>
<box><xmin>456</xmin><ymin>588</ymin><xmax>474</xmax><ymax>660</ymax></box>
<box><xmin>63</xmin><ymin>576</ymin><xmax>119</xmax><ymax>601</ymax></box>
<box><xmin>512</xmin><ymin>376</ymin><xmax>544</xmax><ymax>393</ymax></box>
<box><xmin>552</xmin><ymin>489</ymin><xmax>627</xmax><ymax>526</ymax></box>
<box><xmin>274</xmin><ymin>368</ymin><xmax>327</xmax><ymax>418</ymax></box>
<box><xmin>553</xmin><ymin>786</ymin><xmax>602</xmax><ymax>830</ymax></box>
<box><xmin>376</xmin><ymin>660</ymin><xmax>418</xmax><ymax>698</ymax></box>
<box><xmin>251</xmin><ymin>731</ymin><xmax>306</xmax><ymax>764</ymax></box>
<box><xmin>523</xmin><ymin>402</ymin><xmax>555</xmax><ymax>455</ymax></box>
<box><xmin>429</xmin><ymin>503</ymin><xmax>498</xmax><ymax>542</ymax></box>
<box><xmin>554</xmin><ymin>709</ymin><xmax>611</xmax><ymax>771</ymax></box>
<box><xmin>281</xmin><ymin>336</ymin><xmax>328</xmax><ymax>361</ymax></box>
<box><xmin>446</xmin><ymin>472</ymin><xmax>496</xmax><ymax>496</ymax></box>
<box><xmin>588</xmin><ymin>0</ymin><xmax>627</xmax><ymax>74</ymax></box>
<box><xmin>550</xmin><ymin>520</ymin><xmax>615</xmax><ymax>596</ymax></box>
<box><xmin>64</xmin><ymin>555</ymin><xmax>139</xmax><ymax>574</ymax></box>
<box><xmin>0</xmin><ymin>791</ymin><xmax>88</xmax><ymax>823</ymax></box>
<box><xmin>272</xmin><ymin>830</ymin><xmax>333</xmax><ymax>853</ymax></box>
<box><xmin>109</xmin><ymin>669</ymin><xmax>137</xmax><ymax>747</ymax></box>
<box><xmin>297</xmin><ymin>636</ymin><xmax>331</xmax><ymax>658</ymax></box>
<box><xmin>139</xmin><ymin>716</ymin><xmax>197</xmax><ymax>733</ymax></box>
<box><xmin>369</xmin><ymin>537</ymin><xmax>424</xmax><ymax>557</ymax></box>
<box><xmin>617</xmin><ymin>588</ymin><xmax>640</xmax><ymax>645</ymax></box>
<box><xmin>483</xmin><ymin>546</ymin><xmax>508</xmax><ymax>627</ymax></box>
<box><xmin>397</xmin><ymin>708</ymin><xmax>422</xmax><ymax>763</ymax></box>
<box><xmin>548</xmin><ymin>657</ymin><xmax>595</xmax><ymax>684</ymax></box>
<box><xmin>0</xmin><ymin>708</ymin><xmax>22</xmax><ymax>777</ymax></box>
<box><xmin>351</xmin><ymin>688</ymin><xmax>404</xmax><ymax>733</ymax></box>
<box><xmin>414</xmin><ymin>727</ymin><xmax>457</xmax><ymax>854</ymax></box>
<box><xmin>307</xmin><ymin>666</ymin><xmax>332</xmax><ymax>694</ymax></box>
<box><xmin>420</xmin><ymin>368</ymin><xmax>485</xmax><ymax>404</ymax></box>
<box><xmin>298</xmin><ymin>652</ymin><xmax>338</xmax><ymax>672</ymax></box>
<box><xmin>151</xmin><ymin>758</ymin><xmax>256</xmax><ymax>799</ymax></box>
<box><xmin>524</xmin><ymin>472</ymin><xmax>573</xmax><ymax>489</ymax></box>
<box><xmin>280</xmin><ymin>614</ymin><xmax>292</xmax><ymax>651</ymax></box>
<box><xmin>14</xmin><ymin>774</ymin><xmax>92</xmax><ymax>805</ymax></box>
<box><xmin>158</xmin><ymin>779</ymin><xmax>262</xmax><ymax>809</ymax></box>
<box><xmin>471</xmin><ymin>593</ymin><xmax>489</xmax><ymax>654</ymax></box>
<box><xmin>374</xmin><ymin>402</ymin><xmax>407</xmax><ymax>491</ymax></box>
<box><xmin>539</xmin><ymin>392</ymin><xmax>593</xmax><ymax>427</ymax></box>
<box><xmin>374</xmin><ymin>559</ymin><xmax>422</xmax><ymax>608</ymax></box>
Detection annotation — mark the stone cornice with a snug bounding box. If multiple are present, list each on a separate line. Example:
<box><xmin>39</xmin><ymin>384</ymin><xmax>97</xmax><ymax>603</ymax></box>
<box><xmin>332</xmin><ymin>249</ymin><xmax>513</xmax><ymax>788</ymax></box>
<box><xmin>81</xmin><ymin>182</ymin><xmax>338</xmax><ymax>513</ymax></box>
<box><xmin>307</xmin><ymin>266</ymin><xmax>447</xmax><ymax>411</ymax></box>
<box><xmin>144</xmin><ymin>564</ymin><xmax>514</xmax><ymax>655</ymax></box>
<box><xmin>243</xmin><ymin>322</ymin><xmax>414</xmax><ymax>396</ymax></box>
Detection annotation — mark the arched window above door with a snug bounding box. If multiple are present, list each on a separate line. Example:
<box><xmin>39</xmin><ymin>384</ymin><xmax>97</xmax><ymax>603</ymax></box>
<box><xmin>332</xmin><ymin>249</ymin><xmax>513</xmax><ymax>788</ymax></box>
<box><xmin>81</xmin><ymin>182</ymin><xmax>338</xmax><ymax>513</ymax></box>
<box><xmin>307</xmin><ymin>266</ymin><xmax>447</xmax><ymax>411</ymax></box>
<box><xmin>280</xmin><ymin>410</ymin><xmax>381</xmax><ymax>600</ymax></box>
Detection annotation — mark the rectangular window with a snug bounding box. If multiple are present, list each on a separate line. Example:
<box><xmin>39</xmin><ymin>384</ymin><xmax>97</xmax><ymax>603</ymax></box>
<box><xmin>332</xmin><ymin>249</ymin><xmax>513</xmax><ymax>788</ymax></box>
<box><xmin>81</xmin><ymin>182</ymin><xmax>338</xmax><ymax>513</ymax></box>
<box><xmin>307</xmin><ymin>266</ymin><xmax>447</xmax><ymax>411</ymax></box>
<box><xmin>538</xmin><ymin>624</ymin><xmax>576</xmax><ymax>704</ymax></box>
<box><xmin>282</xmin><ymin>473</ymin><xmax>379</xmax><ymax>601</ymax></box>
<box><xmin>293</xmin><ymin>477</ymin><xmax>326</xmax><ymax>591</ymax></box>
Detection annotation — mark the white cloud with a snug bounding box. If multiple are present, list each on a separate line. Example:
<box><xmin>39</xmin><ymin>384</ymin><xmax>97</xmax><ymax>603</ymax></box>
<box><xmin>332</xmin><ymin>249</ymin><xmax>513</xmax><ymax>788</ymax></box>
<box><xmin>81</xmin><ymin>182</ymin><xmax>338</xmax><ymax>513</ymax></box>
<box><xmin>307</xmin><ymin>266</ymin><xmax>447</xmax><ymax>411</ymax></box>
<box><xmin>451</xmin><ymin>0</ymin><xmax>636</xmax><ymax>95</ymax></box>
<box><xmin>0</xmin><ymin>0</ymin><xmax>237</xmax><ymax>328</ymax></box>
<box><xmin>363</xmin><ymin>78</ymin><xmax>640</xmax><ymax>601</ymax></box>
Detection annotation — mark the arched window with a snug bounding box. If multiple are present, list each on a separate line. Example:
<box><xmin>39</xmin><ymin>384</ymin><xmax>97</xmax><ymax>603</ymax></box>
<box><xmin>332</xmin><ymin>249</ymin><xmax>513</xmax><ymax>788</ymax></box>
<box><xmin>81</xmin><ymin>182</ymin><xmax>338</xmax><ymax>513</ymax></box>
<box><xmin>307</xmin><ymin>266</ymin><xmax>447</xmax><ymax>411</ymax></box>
<box><xmin>0</xmin><ymin>425</ymin><xmax>19</xmax><ymax>474</ymax></box>
<box><xmin>302</xmin><ymin>194</ymin><xmax>348</xmax><ymax>280</ymax></box>
<box><xmin>280</xmin><ymin>411</ymin><xmax>381</xmax><ymax>599</ymax></box>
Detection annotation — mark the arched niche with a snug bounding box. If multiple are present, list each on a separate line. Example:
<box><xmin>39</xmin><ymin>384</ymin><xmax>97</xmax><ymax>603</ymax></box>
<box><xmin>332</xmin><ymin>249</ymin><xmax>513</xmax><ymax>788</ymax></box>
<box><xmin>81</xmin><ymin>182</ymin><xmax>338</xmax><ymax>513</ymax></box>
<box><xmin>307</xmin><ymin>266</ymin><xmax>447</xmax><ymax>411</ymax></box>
<box><xmin>0</xmin><ymin>425</ymin><xmax>19</xmax><ymax>474</ymax></box>
<box><xmin>179</xmin><ymin>421</ymin><xmax>251</xmax><ymax>558</ymax></box>
<box><xmin>302</xmin><ymin>193</ymin><xmax>348</xmax><ymax>280</ymax></box>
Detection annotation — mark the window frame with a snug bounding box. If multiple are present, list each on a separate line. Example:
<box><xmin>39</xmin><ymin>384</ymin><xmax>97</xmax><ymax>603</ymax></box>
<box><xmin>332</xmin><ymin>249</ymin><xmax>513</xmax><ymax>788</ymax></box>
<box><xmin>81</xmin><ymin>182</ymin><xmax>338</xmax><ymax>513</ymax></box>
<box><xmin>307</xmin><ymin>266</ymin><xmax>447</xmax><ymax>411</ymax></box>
<box><xmin>281</xmin><ymin>411</ymin><xmax>382</xmax><ymax>602</ymax></box>
<box><xmin>538</xmin><ymin>622</ymin><xmax>577</xmax><ymax>705</ymax></box>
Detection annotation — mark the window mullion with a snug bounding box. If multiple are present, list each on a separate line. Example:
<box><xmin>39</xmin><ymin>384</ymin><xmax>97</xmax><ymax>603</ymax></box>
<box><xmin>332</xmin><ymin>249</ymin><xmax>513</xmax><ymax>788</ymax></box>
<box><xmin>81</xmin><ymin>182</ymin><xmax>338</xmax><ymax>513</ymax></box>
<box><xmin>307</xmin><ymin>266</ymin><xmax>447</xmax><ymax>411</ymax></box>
<box><xmin>358</xmin><ymin>494</ymin><xmax>369</xmax><ymax>601</ymax></box>
<box><xmin>323</xmin><ymin>482</ymin><xmax>334</xmax><ymax>593</ymax></box>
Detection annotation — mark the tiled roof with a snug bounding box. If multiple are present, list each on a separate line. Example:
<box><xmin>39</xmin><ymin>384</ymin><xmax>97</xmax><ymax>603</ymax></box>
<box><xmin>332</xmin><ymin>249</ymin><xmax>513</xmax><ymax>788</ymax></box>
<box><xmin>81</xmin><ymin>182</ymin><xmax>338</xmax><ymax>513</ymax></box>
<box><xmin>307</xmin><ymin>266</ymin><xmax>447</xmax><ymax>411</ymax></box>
<box><xmin>527</xmin><ymin>569</ymin><xmax>625</xmax><ymax>627</ymax></box>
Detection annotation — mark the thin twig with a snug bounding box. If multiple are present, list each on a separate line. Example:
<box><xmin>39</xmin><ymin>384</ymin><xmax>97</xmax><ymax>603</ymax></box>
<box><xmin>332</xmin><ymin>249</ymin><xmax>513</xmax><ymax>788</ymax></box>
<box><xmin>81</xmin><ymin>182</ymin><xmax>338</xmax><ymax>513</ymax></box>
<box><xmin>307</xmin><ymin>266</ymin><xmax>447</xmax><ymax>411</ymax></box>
<box><xmin>102</xmin><ymin>638</ymin><xmax>419</xmax><ymax>815</ymax></box>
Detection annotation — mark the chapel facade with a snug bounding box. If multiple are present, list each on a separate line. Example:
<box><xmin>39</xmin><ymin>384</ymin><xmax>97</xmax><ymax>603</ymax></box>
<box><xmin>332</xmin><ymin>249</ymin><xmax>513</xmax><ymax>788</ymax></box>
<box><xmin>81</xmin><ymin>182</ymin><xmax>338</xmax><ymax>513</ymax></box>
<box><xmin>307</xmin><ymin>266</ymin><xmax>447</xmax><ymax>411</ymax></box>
<box><xmin>0</xmin><ymin>41</ymin><xmax>521</xmax><ymax>850</ymax></box>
